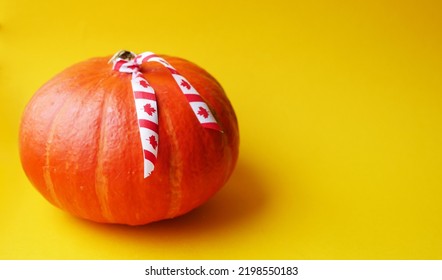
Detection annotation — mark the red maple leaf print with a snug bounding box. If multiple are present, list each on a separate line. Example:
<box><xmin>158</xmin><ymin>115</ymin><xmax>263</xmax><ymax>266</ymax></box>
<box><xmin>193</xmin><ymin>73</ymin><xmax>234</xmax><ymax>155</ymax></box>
<box><xmin>180</xmin><ymin>79</ymin><xmax>191</xmax><ymax>90</ymax></box>
<box><xmin>127</xmin><ymin>65</ymin><xmax>138</xmax><ymax>70</ymax></box>
<box><xmin>143</xmin><ymin>103</ymin><xmax>156</xmax><ymax>116</ymax></box>
<box><xmin>197</xmin><ymin>107</ymin><xmax>209</xmax><ymax>119</ymax></box>
<box><xmin>148</xmin><ymin>135</ymin><xmax>158</xmax><ymax>150</ymax></box>
<box><xmin>139</xmin><ymin>80</ymin><xmax>149</xmax><ymax>88</ymax></box>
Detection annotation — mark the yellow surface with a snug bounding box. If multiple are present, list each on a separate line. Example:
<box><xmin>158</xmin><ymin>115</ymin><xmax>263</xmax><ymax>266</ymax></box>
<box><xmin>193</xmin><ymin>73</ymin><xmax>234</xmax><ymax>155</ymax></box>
<box><xmin>1</xmin><ymin>0</ymin><xmax>442</xmax><ymax>259</ymax></box>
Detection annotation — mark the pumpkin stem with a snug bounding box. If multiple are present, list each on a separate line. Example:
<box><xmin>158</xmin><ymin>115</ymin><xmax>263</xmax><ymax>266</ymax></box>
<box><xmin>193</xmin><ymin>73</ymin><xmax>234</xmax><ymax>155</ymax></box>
<box><xmin>108</xmin><ymin>50</ymin><xmax>136</xmax><ymax>64</ymax></box>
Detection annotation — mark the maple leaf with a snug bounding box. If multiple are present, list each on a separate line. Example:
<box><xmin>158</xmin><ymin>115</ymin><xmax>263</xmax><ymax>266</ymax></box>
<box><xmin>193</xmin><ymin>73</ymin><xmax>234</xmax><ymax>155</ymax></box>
<box><xmin>143</xmin><ymin>103</ymin><xmax>156</xmax><ymax>116</ymax></box>
<box><xmin>139</xmin><ymin>80</ymin><xmax>149</xmax><ymax>88</ymax></box>
<box><xmin>180</xmin><ymin>79</ymin><xmax>191</xmax><ymax>90</ymax></box>
<box><xmin>148</xmin><ymin>135</ymin><xmax>158</xmax><ymax>150</ymax></box>
<box><xmin>197</xmin><ymin>107</ymin><xmax>209</xmax><ymax>119</ymax></box>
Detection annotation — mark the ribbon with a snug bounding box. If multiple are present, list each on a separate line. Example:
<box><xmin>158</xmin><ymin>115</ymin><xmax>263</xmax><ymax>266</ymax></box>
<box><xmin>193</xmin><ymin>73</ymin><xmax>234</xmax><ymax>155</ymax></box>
<box><xmin>111</xmin><ymin>51</ymin><xmax>221</xmax><ymax>178</ymax></box>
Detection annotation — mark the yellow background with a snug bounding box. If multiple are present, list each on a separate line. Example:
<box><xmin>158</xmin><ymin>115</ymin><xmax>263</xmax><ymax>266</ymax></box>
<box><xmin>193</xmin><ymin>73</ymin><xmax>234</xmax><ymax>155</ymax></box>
<box><xmin>1</xmin><ymin>0</ymin><xmax>442</xmax><ymax>259</ymax></box>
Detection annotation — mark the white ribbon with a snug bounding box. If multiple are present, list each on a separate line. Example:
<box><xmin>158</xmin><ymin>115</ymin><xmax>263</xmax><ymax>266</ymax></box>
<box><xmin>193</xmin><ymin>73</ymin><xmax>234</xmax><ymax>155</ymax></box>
<box><xmin>111</xmin><ymin>51</ymin><xmax>221</xmax><ymax>178</ymax></box>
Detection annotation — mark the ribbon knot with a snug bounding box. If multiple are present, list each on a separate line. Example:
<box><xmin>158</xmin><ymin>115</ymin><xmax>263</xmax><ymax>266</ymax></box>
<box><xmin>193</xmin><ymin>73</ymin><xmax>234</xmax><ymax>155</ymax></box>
<box><xmin>111</xmin><ymin>51</ymin><xmax>221</xmax><ymax>178</ymax></box>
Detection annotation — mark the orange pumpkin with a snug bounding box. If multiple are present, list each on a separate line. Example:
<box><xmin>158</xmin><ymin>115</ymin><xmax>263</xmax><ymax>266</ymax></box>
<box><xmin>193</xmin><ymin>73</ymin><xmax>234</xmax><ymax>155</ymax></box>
<box><xmin>19</xmin><ymin>52</ymin><xmax>239</xmax><ymax>226</ymax></box>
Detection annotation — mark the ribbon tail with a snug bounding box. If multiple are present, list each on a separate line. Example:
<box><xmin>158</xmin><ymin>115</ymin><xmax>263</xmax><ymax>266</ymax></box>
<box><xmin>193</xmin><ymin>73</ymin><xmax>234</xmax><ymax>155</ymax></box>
<box><xmin>142</xmin><ymin>54</ymin><xmax>222</xmax><ymax>132</ymax></box>
<box><xmin>131</xmin><ymin>71</ymin><xmax>159</xmax><ymax>178</ymax></box>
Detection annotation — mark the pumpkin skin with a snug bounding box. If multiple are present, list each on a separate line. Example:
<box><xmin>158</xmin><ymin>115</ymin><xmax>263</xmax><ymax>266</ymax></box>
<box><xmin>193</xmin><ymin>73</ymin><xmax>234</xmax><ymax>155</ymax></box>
<box><xmin>19</xmin><ymin>54</ymin><xmax>239</xmax><ymax>226</ymax></box>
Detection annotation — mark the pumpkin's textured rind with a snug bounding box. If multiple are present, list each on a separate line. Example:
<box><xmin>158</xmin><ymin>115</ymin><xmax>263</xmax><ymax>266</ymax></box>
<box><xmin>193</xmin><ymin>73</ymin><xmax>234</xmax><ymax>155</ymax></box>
<box><xmin>19</xmin><ymin>55</ymin><xmax>239</xmax><ymax>225</ymax></box>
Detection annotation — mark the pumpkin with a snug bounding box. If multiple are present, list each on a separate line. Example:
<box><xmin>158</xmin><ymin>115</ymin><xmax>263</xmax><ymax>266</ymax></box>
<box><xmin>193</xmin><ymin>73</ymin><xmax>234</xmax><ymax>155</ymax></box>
<box><xmin>19</xmin><ymin>51</ymin><xmax>239</xmax><ymax>226</ymax></box>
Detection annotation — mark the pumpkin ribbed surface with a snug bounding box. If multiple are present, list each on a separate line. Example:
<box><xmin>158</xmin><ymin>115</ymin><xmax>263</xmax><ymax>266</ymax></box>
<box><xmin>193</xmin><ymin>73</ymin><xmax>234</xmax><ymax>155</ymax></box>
<box><xmin>19</xmin><ymin>55</ymin><xmax>239</xmax><ymax>225</ymax></box>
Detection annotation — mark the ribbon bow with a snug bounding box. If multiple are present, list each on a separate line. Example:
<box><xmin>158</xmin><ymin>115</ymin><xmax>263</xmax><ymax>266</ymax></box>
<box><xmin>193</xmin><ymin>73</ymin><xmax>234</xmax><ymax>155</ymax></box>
<box><xmin>110</xmin><ymin>50</ymin><xmax>221</xmax><ymax>178</ymax></box>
